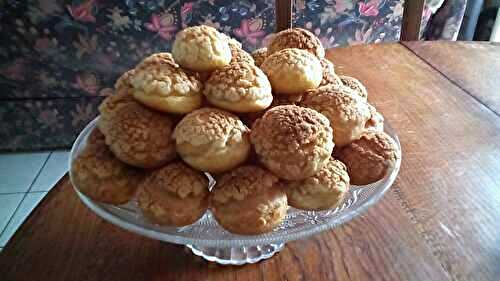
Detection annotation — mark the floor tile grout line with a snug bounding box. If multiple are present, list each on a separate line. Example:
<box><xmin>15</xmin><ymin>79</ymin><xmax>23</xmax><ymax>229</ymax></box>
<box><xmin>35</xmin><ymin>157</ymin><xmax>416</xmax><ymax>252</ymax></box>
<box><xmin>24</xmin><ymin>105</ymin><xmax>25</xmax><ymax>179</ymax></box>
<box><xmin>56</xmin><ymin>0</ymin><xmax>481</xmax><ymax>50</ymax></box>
<box><xmin>26</xmin><ymin>152</ymin><xmax>53</xmax><ymax>194</ymax></box>
<box><xmin>400</xmin><ymin>42</ymin><xmax>500</xmax><ymax>118</ymax></box>
<box><xmin>0</xmin><ymin>191</ymin><xmax>52</xmax><ymax>195</ymax></box>
<box><xmin>0</xmin><ymin>152</ymin><xmax>52</xmax><ymax>239</ymax></box>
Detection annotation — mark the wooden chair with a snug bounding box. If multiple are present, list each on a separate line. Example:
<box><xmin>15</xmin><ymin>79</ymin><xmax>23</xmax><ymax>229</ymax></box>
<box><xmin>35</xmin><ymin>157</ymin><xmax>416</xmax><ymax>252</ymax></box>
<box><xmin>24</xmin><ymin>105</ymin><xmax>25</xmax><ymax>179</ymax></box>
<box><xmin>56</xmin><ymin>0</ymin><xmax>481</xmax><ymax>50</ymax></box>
<box><xmin>275</xmin><ymin>0</ymin><xmax>425</xmax><ymax>41</ymax></box>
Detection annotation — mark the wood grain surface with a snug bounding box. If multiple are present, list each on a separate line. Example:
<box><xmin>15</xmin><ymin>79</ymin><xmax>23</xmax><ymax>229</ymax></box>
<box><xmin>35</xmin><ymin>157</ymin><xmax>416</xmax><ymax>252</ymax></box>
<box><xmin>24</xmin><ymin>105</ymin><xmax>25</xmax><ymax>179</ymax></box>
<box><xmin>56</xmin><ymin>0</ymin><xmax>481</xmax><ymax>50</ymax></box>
<box><xmin>328</xmin><ymin>43</ymin><xmax>500</xmax><ymax>281</ymax></box>
<box><xmin>1</xmin><ymin>42</ymin><xmax>499</xmax><ymax>281</ymax></box>
<box><xmin>403</xmin><ymin>41</ymin><xmax>500</xmax><ymax>115</ymax></box>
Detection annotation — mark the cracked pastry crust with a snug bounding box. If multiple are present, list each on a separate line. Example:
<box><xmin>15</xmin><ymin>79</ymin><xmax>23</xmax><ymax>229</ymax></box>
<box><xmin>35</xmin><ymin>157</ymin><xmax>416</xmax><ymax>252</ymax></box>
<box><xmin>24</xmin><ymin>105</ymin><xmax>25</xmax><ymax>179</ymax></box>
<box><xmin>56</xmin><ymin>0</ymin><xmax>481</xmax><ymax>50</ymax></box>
<box><xmin>137</xmin><ymin>162</ymin><xmax>209</xmax><ymax>226</ymax></box>
<box><xmin>251</xmin><ymin>105</ymin><xmax>334</xmax><ymax>180</ymax></box>
<box><xmin>336</xmin><ymin>131</ymin><xmax>400</xmax><ymax>185</ymax></box>
<box><xmin>136</xmin><ymin>52</ymin><xmax>211</xmax><ymax>84</ymax></box>
<box><xmin>71</xmin><ymin>128</ymin><xmax>143</xmax><ymax>205</ymax></box>
<box><xmin>340</xmin><ymin>75</ymin><xmax>368</xmax><ymax>101</ymax></box>
<box><xmin>227</xmin><ymin>38</ymin><xmax>254</xmax><ymax>65</ymax></box>
<box><xmin>268</xmin><ymin>28</ymin><xmax>325</xmax><ymax>58</ymax></box>
<box><xmin>115</xmin><ymin>69</ymin><xmax>136</xmax><ymax>94</ymax></box>
<box><xmin>98</xmin><ymin>90</ymin><xmax>136</xmax><ymax>133</ymax></box>
<box><xmin>131</xmin><ymin>60</ymin><xmax>203</xmax><ymax>114</ymax></box>
<box><xmin>173</xmin><ymin>108</ymin><xmax>251</xmax><ymax>173</ymax></box>
<box><xmin>261</xmin><ymin>48</ymin><xmax>322</xmax><ymax>95</ymax></box>
<box><xmin>319</xmin><ymin>58</ymin><xmax>343</xmax><ymax>88</ymax></box>
<box><xmin>172</xmin><ymin>25</ymin><xmax>231</xmax><ymax>71</ymax></box>
<box><xmin>135</xmin><ymin>52</ymin><xmax>177</xmax><ymax>70</ymax></box>
<box><xmin>300</xmin><ymin>86</ymin><xmax>371</xmax><ymax>147</ymax></box>
<box><xmin>211</xmin><ymin>166</ymin><xmax>287</xmax><ymax>235</ymax></box>
<box><xmin>239</xmin><ymin>93</ymin><xmax>304</xmax><ymax>128</ymax></box>
<box><xmin>252</xmin><ymin>47</ymin><xmax>268</xmax><ymax>67</ymax></box>
<box><xmin>98</xmin><ymin>99</ymin><xmax>176</xmax><ymax>168</ymax></box>
<box><xmin>203</xmin><ymin>62</ymin><xmax>272</xmax><ymax>112</ymax></box>
<box><xmin>286</xmin><ymin>158</ymin><xmax>349</xmax><ymax>210</ymax></box>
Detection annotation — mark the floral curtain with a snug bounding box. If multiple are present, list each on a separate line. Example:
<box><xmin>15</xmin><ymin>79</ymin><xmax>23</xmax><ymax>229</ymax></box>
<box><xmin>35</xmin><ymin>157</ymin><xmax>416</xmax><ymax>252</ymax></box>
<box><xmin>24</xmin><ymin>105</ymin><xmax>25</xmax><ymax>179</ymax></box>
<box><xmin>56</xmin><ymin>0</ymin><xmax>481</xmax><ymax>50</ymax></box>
<box><xmin>292</xmin><ymin>0</ymin><xmax>405</xmax><ymax>48</ymax></box>
<box><xmin>0</xmin><ymin>0</ymin><xmax>275</xmax><ymax>151</ymax></box>
<box><xmin>0</xmin><ymin>0</ymin><xmax>465</xmax><ymax>151</ymax></box>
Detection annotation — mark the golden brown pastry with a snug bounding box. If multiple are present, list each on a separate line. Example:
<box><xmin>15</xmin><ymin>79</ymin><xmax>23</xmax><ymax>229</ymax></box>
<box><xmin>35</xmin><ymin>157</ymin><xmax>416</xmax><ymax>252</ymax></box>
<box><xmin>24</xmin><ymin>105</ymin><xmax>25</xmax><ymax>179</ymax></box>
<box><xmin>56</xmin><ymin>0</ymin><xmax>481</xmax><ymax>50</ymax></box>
<box><xmin>172</xmin><ymin>25</ymin><xmax>231</xmax><ymax>71</ymax></box>
<box><xmin>227</xmin><ymin>38</ymin><xmax>254</xmax><ymax>65</ymax></box>
<box><xmin>336</xmin><ymin>131</ymin><xmax>400</xmax><ymax>185</ymax></box>
<box><xmin>251</xmin><ymin>105</ymin><xmax>334</xmax><ymax>180</ymax></box>
<box><xmin>130</xmin><ymin>60</ymin><xmax>203</xmax><ymax>114</ymax></box>
<box><xmin>98</xmin><ymin>98</ymin><xmax>176</xmax><ymax>168</ymax></box>
<box><xmin>137</xmin><ymin>162</ymin><xmax>209</xmax><ymax>226</ymax></box>
<box><xmin>135</xmin><ymin>52</ymin><xmax>177</xmax><ymax>70</ymax></box>
<box><xmin>211</xmin><ymin>166</ymin><xmax>287</xmax><ymax>235</ymax></box>
<box><xmin>240</xmin><ymin>93</ymin><xmax>303</xmax><ymax>127</ymax></box>
<box><xmin>114</xmin><ymin>69</ymin><xmax>136</xmax><ymax>94</ymax></box>
<box><xmin>252</xmin><ymin>47</ymin><xmax>268</xmax><ymax>67</ymax></box>
<box><xmin>261</xmin><ymin>48</ymin><xmax>322</xmax><ymax>95</ymax></box>
<box><xmin>98</xmin><ymin>90</ymin><xmax>136</xmax><ymax>132</ymax></box>
<box><xmin>193</xmin><ymin>71</ymin><xmax>212</xmax><ymax>83</ymax></box>
<box><xmin>340</xmin><ymin>75</ymin><xmax>368</xmax><ymax>101</ymax></box>
<box><xmin>300</xmin><ymin>86</ymin><xmax>371</xmax><ymax>147</ymax></box>
<box><xmin>268</xmin><ymin>28</ymin><xmax>325</xmax><ymax>58</ymax></box>
<box><xmin>231</xmin><ymin>47</ymin><xmax>254</xmax><ymax>65</ymax></box>
<box><xmin>203</xmin><ymin>62</ymin><xmax>272</xmax><ymax>112</ymax></box>
<box><xmin>173</xmin><ymin>108</ymin><xmax>251</xmax><ymax>173</ymax></box>
<box><xmin>319</xmin><ymin>58</ymin><xmax>343</xmax><ymax>88</ymax></box>
<box><xmin>71</xmin><ymin>128</ymin><xmax>142</xmax><ymax>205</ymax></box>
<box><xmin>286</xmin><ymin>158</ymin><xmax>349</xmax><ymax>210</ymax></box>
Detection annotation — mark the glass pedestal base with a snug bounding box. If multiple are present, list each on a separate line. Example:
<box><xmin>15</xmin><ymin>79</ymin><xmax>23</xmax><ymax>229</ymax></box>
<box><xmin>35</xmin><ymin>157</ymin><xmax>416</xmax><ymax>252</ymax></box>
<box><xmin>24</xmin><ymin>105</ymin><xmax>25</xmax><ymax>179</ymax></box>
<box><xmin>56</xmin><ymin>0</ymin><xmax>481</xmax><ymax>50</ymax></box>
<box><xmin>186</xmin><ymin>243</ymin><xmax>285</xmax><ymax>265</ymax></box>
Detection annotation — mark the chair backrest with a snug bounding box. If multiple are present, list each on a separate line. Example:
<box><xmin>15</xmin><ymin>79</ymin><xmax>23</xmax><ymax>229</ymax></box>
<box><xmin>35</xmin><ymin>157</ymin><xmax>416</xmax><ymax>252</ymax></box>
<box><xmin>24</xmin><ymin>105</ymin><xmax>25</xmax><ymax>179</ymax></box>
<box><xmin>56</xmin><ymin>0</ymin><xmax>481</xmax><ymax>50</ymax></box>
<box><xmin>274</xmin><ymin>0</ymin><xmax>425</xmax><ymax>40</ymax></box>
<box><xmin>401</xmin><ymin>0</ymin><xmax>426</xmax><ymax>40</ymax></box>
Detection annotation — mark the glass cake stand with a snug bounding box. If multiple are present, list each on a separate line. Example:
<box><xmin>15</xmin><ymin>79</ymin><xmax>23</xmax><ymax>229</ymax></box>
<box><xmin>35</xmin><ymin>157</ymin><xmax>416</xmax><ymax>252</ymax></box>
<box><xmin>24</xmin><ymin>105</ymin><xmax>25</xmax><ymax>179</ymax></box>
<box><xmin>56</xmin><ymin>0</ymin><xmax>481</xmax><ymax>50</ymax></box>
<box><xmin>69</xmin><ymin>117</ymin><xmax>401</xmax><ymax>265</ymax></box>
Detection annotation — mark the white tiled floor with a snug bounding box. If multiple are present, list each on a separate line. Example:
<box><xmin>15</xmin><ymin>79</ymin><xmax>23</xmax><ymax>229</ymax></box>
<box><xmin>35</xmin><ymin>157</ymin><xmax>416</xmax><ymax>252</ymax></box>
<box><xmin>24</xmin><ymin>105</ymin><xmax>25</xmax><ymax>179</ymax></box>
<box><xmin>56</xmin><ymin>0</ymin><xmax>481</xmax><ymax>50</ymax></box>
<box><xmin>0</xmin><ymin>150</ymin><xmax>70</xmax><ymax>247</ymax></box>
<box><xmin>0</xmin><ymin>152</ymin><xmax>50</xmax><ymax>193</ymax></box>
<box><xmin>32</xmin><ymin>151</ymin><xmax>70</xmax><ymax>192</ymax></box>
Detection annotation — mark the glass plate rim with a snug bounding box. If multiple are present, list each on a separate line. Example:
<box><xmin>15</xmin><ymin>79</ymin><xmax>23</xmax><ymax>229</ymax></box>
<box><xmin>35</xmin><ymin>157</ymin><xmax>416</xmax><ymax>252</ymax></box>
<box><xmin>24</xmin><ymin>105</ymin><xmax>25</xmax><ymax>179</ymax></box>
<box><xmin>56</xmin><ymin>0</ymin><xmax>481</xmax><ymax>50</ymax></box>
<box><xmin>69</xmin><ymin>116</ymin><xmax>402</xmax><ymax>247</ymax></box>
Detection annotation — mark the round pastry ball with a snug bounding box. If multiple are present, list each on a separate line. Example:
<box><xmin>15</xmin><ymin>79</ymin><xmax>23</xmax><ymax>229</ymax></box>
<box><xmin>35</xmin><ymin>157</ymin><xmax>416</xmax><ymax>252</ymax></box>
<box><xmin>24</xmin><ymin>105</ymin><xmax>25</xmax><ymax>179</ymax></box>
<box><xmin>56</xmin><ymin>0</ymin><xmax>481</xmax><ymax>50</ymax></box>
<box><xmin>365</xmin><ymin>104</ymin><xmax>384</xmax><ymax>132</ymax></box>
<box><xmin>130</xmin><ymin>61</ymin><xmax>203</xmax><ymax>114</ymax></box>
<box><xmin>98</xmin><ymin>90</ymin><xmax>136</xmax><ymax>132</ymax></box>
<box><xmin>98</xmin><ymin>99</ymin><xmax>176</xmax><ymax>168</ymax></box>
<box><xmin>251</xmin><ymin>105</ymin><xmax>334</xmax><ymax>180</ymax></box>
<box><xmin>301</xmin><ymin>86</ymin><xmax>371</xmax><ymax>147</ymax></box>
<box><xmin>204</xmin><ymin>62</ymin><xmax>272</xmax><ymax>112</ymax></box>
<box><xmin>172</xmin><ymin>25</ymin><xmax>231</xmax><ymax>71</ymax></box>
<box><xmin>261</xmin><ymin>48</ymin><xmax>322</xmax><ymax>95</ymax></box>
<box><xmin>173</xmin><ymin>108</ymin><xmax>251</xmax><ymax>173</ymax></box>
<box><xmin>268</xmin><ymin>28</ymin><xmax>325</xmax><ymax>58</ymax></box>
<box><xmin>340</xmin><ymin>75</ymin><xmax>368</xmax><ymax>101</ymax></box>
<box><xmin>336</xmin><ymin>131</ymin><xmax>400</xmax><ymax>185</ymax></box>
<box><xmin>319</xmin><ymin>58</ymin><xmax>343</xmax><ymax>88</ymax></box>
<box><xmin>252</xmin><ymin>47</ymin><xmax>268</xmax><ymax>67</ymax></box>
<box><xmin>286</xmin><ymin>158</ymin><xmax>349</xmax><ymax>211</ymax></box>
<box><xmin>211</xmin><ymin>166</ymin><xmax>287</xmax><ymax>235</ymax></box>
<box><xmin>115</xmin><ymin>69</ymin><xmax>136</xmax><ymax>93</ymax></box>
<box><xmin>71</xmin><ymin>128</ymin><xmax>143</xmax><ymax>205</ymax></box>
<box><xmin>227</xmin><ymin>39</ymin><xmax>254</xmax><ymax>65</ymax></box>
<box><xmin>240</xmin><ymin>93</ymin><xmax>305</xmax><ymax>127</ymax></box>
<box><xmin>137</xmin><ymin>162</ymin><xmax>209</xmax><ymax>226</ymax></box>
<box><xmin>135</xmin><ymin>52</ymin><xmax>177</xmax><ymax>70</ymax></box>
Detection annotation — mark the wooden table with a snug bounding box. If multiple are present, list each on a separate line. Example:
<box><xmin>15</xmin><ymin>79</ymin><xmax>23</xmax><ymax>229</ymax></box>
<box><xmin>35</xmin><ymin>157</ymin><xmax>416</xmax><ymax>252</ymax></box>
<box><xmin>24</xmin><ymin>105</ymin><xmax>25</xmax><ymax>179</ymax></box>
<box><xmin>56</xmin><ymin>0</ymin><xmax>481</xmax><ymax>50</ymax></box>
<box><xmin>1</xmin><ymin>42</ymin><xmax>499</xmax><ymax>281</ymax></box>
